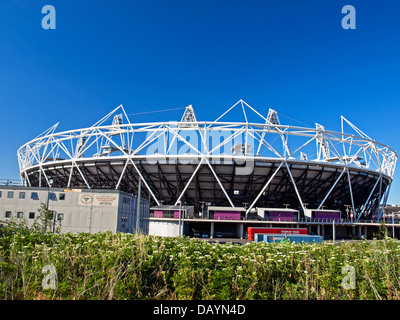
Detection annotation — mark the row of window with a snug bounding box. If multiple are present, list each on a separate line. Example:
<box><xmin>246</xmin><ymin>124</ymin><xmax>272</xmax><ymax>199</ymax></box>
<box><xmin>4</xmin><ymin>211</ymin><xmax>64</xmax><ymax>220</ymax></box>
<box><xmin>0</xmin><ymin>191</ymin><xmax>66</xmax><ymax>201</ymax></box>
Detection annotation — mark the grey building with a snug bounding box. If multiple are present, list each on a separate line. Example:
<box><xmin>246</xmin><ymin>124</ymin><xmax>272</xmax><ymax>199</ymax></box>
<box><xmin>0</xmin><ymin>186</ymin><xmax>149</xmax><ymax>234</ymax></box>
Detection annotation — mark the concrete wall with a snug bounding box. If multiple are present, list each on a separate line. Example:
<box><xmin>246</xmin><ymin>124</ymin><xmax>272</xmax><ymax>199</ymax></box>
<box><xmin>0</xmin><ymin>186</ymin><xmax>149</xmax><ymax>234</ymax></box>
<box><xmin>148</xmin><ymin>220</ymin><xmax>180</xmax><ymax>237</ymax></box>
<box><xmin>51</xmin><ymin>189</ymin><xmax>119</xmax><ymax>233</ymax></box>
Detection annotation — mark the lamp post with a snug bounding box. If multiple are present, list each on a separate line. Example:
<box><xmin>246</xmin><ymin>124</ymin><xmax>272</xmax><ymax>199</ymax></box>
<box><xmin>345</xmin><ymin>204</ymin><xmax>352</xmax><ymax>223</ymax></box>
<box><xmin>388</xmin><ymin>213</ymin><xmax>396</xmax><ymax>239</ymax></box>
<box><xmin>243</xmin><ymin>202</ymin><xmax>248</xmax><ymax>220</ymax></box>
<box><xmin>178</xmin><ymin>200</ymin><xmax>183</xmax><ymax>236</ymax></box>
<box><xmin>199</xmin><ymin>201</ymin><xmax>206</xmax><ymax>218</ymax></box>
<box><xmin>393</xmin><ymin>213</ymin><xmax>395</xmax><ymax>239</ymax></box>
<box><xmin>136</xmin><ymin>177</ymin><xmax>141</xmax><ymax>233</ymax></box>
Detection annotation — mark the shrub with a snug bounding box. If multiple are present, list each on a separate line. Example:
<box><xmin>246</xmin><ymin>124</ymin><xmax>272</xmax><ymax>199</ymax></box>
<box><xmin>1</xmin><ymin>225</ymin><xmax>400</xmax><ymax>300</ymax></box>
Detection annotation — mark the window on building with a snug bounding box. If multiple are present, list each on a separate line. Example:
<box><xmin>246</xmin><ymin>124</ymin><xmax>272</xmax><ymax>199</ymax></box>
<box><xmin>59</xmin><ymin>193</ymin><xmax>65</xmax><ymax>200</ymax></box>
<box><xmin>17</xmin><ymin>212</ymin><xmax>23</xmax><ymax>218</ymax></box>
<box><xmin>7</xmin><ymin>191</ymin><xmax>14</xmax><ymax>198</ymax></box>
<box><xmin>31</xmin><ymin>192</ymin><xmax>39</xmax><ymax>200</ymax></box>
<box><xmin>49</xmin><ymin>193</ymin><xmax>57</xmax><ymax>201</ymax></box>
<box><xmin>0</xmin><ymin>191</ymin><xmax>2</xmax><ymax>198</ymax></box>
<box><xmin>5</xmin><ymin>211</ymin><xmax>11</xmax><ymax>218</ymax></box>
<box><xmin>57</xmin><ymin>213</ymin><xmax>64</xmax><ymax>221</ymax></box>
<box><xmin>29</xmin><ymin>212</ymin><xmax>35</xmax><ymax>219</ymax></box>
<box><xmin>19</xmin><ymin>192</ymin><xmax>25</xmax><ymax>199</ymax></box>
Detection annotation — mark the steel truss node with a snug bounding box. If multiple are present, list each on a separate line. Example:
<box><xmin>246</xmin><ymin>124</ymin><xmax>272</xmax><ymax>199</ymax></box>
<box><xmin>18</xmin><ymin>100</ymin><xmax>397</xmax><ymax>221</ymax></box>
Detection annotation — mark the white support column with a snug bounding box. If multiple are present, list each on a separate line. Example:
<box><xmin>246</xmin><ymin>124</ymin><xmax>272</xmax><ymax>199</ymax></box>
<box><xmin>210</xmin><ymin>222</ymin><xmax>214</xmax><ymax>238</ymax></box>
<box><xmin>317</xmin><ymin>168</ymin><xmax>346</xmax><ymax>210</ymax></box>
<box><xmin>378</xmin><ymin>183</ymin><xmax>391</xmax><ymax>221</ymax></box>
<box><xmin>74</xmin><ymin>161</ymin><xmax>91</xmax><ymax>189</ymax></box>
<box><xmin>39</xmin><ymin>165</ymin><xmax>52</xmax><ymax>187</ymax></box>
<box><xmin>129</xmin><ymin>158</ymin><xmax>161</xmax><ymax>206</ymax></box>
<box><xmin>67</xmin><ymin>163</ymin><xmax>74</xmax><ymax>188</ymax></box>
<box><xmin>246</xmin><ymin>162</ymin><xmax>284</xmax><ymax>215</ymax></box>
<box><xmin>205</xmin><ymin>158</ymin><xmax>235</xmax><ymax>207</ymax></box>
<box><xmin>174</xmin><ymin>158</ymin><xmax>204</xmax><ymax>206</ymax></box>
<box><xmin>66</xmin><ymin>160</ymin><xmax>91</xmax><ymax>189</ymax></box>
<box><xmin>24</xmin><ymin>171</ymin><xmax>31</xmax><ymax>187</ymax></box>
<box><xmin>115</xmin><ymin>159</ymin><xmax>130</xmax><ymax>190</ymax></box>
<box><xmin>347</xmin><ymin>168</ymin><xmax>356</xmax><ymax>220</ymax></box>
<box><xmin>357</xmin><ymin>175</ymin><xmax>381</xmax><ymax>221</ymax></box>
<box><xmin>285</xmin><ymin>162</ymin><xmax>306</xmax><ymax>212</ymax></box>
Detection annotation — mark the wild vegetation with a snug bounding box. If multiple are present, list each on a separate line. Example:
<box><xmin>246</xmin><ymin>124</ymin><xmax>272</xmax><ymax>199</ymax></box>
<box><xmin>0</xmin><ymin>220</ymin><xmax>400</xmax><ymax>300</ymax></box>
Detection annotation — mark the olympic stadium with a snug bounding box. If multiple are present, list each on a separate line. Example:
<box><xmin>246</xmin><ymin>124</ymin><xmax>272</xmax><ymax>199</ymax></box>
<box><xmin>16</xmin><ymin>99</ymin><xmax>397</xmax><ymax>228</ymax></box>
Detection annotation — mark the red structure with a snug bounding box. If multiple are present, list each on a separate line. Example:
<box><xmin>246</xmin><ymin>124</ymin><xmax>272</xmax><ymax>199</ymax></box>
<box><xmin>247</xmin><ymin>227</ymin><xmax>307</xmax><ymax>241</ymax></box>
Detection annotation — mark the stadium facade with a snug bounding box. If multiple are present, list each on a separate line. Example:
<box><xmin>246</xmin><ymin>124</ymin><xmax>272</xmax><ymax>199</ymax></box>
<box><xmin>12</xmin><ymin>100</ymin><xmax>399</xmax><ymax>239</ymax></box>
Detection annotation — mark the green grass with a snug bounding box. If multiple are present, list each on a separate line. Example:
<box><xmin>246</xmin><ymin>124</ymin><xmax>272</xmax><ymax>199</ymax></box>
<box><xmin>1</xmin><ymin>225</ymin><xmax>400</xmax><ymax>300</ymax></box>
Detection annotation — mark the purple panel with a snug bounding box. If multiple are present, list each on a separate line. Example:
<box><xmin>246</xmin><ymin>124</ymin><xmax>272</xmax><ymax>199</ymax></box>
<box><xmin>174</xmin><ymin>211</ymin><xmax>180</xmax><ymax>218</ymax></box>
<box><xmin>154</xmin><ymin>210</ymin><xmax>163</xmax><ymax>218</ymax></box>
<box><xmin>268</xmin><ymin>211</ymin><xmax>294</xmax><ymax>222</ymax></box>
<box><xmin>314</xmin><ymin>211</ymin><xmax>340</xmax><ymax>222</ymax></box>
<box><xmin>214</xmin><ymin>211</ymin><xmax>241</xmax><ymax>220</ymax></box>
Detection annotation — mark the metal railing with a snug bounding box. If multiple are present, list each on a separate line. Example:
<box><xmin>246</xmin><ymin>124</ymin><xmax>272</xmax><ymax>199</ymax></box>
<box><xmin>149</xmin><ymin>213</ymin><xmax>400</xmax><ymax>225</ymax></box>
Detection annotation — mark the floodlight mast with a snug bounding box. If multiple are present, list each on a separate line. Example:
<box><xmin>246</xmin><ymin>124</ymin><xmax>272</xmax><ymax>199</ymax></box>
<box><xmin>180</xmin><ymin>105</ymin><xmax>198</xmax><ymax>126</ymax></box>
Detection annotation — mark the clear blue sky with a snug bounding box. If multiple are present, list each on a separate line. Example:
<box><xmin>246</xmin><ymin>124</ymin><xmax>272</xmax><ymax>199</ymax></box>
<box><xmin>1</xmin><ymin>0</ymin><xmax>400</xmax><ymax>203</ymax></box>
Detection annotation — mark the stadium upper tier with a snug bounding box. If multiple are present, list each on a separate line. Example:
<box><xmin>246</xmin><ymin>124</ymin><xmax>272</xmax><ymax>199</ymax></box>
<box><xmin>17</xmin><ymin>100</ymin><xmax>397</xmax><ymax>221</ymax></box>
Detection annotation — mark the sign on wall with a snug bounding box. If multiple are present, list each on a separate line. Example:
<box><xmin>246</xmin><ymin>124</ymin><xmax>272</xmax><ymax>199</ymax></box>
<box><xmin>79</xmin><ymin>194</ymin><xmax>117</xmax><ymax>207</ymax></box>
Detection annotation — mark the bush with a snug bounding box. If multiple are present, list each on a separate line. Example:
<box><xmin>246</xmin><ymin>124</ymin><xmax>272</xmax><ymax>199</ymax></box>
<box><xmin>1</xmin><ymin>224</ymin><xmax>400</xmax><ymax>300</ymax></box>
